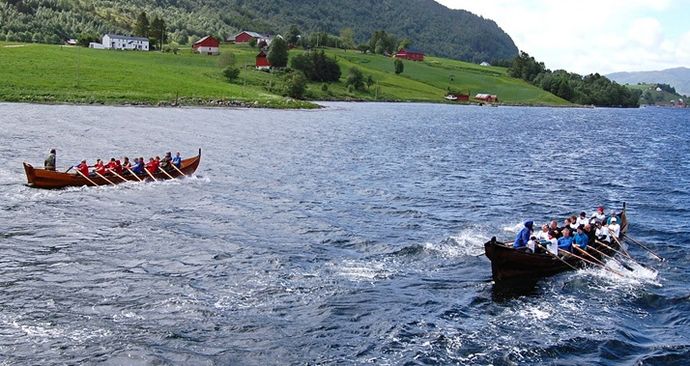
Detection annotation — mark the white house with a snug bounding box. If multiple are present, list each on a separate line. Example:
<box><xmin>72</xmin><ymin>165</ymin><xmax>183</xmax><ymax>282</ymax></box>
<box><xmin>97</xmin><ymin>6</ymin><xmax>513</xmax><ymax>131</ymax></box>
<box><xmin>101</xmin><ymin>34</ymin><xmax>149</xmax><ymax>51</ymax></box>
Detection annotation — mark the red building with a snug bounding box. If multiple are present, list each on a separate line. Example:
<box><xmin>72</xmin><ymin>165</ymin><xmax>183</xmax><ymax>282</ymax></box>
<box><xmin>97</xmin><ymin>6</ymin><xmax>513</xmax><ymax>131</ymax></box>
<box><xmin>395</xmin><ymin>49</ymin><xmax>425</xmax><ymax>61</ymax></box>
<box><xmin>192</xmin><ymin>36</ymin><xmax>220</xmax><ymax>55</ymax></box>
<box><xmin>256</xmin><ymin>50</ymin><xmax>271</xmax><ymax>70</ymax></box>
<box><xmin>474</xmin><ymin>93</ymin><xmax>498</xmax><ymax>103</ymax></box>
<box><xmin>234</xmin><ymin>31</ymin><xmax>264</xmax><ymax>43</ymax></box>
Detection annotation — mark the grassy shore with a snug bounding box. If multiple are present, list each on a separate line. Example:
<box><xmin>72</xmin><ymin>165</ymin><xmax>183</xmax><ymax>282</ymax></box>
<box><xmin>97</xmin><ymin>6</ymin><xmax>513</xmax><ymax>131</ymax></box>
<box><xmin>0</xmin><ymin>42</ymin><xmax>569</xmax><ymax>108</ymax></box>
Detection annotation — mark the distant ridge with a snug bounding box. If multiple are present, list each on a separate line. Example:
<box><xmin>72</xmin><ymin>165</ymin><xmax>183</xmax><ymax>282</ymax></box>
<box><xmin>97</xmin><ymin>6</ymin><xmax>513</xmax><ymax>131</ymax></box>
<box><xmin>607</xmin><ymin>67</ymin><xmax>690</xmax><ymax>95</ymax></box>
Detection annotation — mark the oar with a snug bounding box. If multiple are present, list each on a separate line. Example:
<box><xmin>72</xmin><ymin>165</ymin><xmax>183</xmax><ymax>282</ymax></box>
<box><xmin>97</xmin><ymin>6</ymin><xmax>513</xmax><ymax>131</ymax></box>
<box><xmin>572</xmin><ymin>245</ymin><xmax>609</xmax><ymax>269</ymax></box>
<box><xmin>559</xmin><ymin>248</ymin><xmax>624</xmax><ymax>277</ymax></box>
<box><xmin>107</xmin><ymin>169</ymin><xmax>129</xmax><ymax>183</ymax></box>
<box><xmin>75</xmin><ymin>169</ymin><xmax>98</xmax><ymax>186</ymax></box>
<box><xmin>625</xmin><ymin>235</ymin><xmax>665</xmax><ymax>262</ymax></box>
<box><xmin>536</xmin><ymin>243</ymin><xmax>578</xmax><ymax>271</ymax></box>
<box><xmin>65</xmin><ymin>165</ymin><xmax>74</xmax><ymax>173</ymax></box>
<box><xmin>596</xmin><ymin>239</ymin><xmax>634</xmax><ymax>260</ymax></box>
<box><xmin>126</xmin><ymin>168</ymin><xmax>144</xmax><ymax>182</ymax></box>
<box><xmin>158</xmin><ymin>166</ymin><xmax>175</xmax><ymax>180</ymax></box>
<box><xmin>609</xmin><ymin>234</ymin><xmax>632</xmax><ymax>257</ymax></box>
<box><xmin>587</xmin><ymin>244</ymin><xmax>634</xmax><ymax>271</ymax></box>
<box><xmin>94</xmin><ymin>171</ymin><xmax>116</xmax><ymax>186</ymax></box>
<box><xmin>144</xmin><ymin>167</ymin><xmax>157</xmax><ymax>182</ymax></box>
<box><xmin>170</xmin><ymin>163</ymin><xmax>187</xmax><ymax>177</ymax></box>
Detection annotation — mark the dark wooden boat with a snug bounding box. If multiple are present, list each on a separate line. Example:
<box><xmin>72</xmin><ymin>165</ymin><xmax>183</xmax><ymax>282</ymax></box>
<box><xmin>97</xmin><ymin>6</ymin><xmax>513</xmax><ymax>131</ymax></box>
<box><xmin>23</xmin><ymin>149</ymin><xmax>201</xmax><ymax>189</ymax></box>
<box><xmin>485</xmin><ymin>204</ymin><xmax>628</xmax><ymax>281</ymax></box>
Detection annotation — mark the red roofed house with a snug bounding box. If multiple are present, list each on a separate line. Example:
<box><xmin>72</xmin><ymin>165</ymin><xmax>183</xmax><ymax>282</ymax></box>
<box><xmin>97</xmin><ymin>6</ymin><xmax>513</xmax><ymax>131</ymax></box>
<box><xmin>256</xmin><ymin>50</ymin><xmax>271</xmax><ymax>70</ymax></box>
<box><xmin>474</xmin><ymin>93</ymin><xmax>498</xmax><ymax>103</ymax></box>
<box><xmin>234</xmin><ymin>31</ymin><xmax>264</xmax><ymax>44</ymax></box>
<box><xmin>192</xmin><ymin>36</ymin><xmax>220</xmax><ymax>55</ymax></box>
<box><xmin>395</xmin><ymin>49</ymin><xmax>425</xmax><ymax>61</ymax></box>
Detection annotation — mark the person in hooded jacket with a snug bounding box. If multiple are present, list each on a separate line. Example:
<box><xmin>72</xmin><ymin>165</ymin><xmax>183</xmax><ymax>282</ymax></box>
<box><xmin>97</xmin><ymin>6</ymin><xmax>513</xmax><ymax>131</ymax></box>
<box><xmin>513</xmin><ymin>221</ymin><xmax>534</xmax><ymax>249</ymax></box>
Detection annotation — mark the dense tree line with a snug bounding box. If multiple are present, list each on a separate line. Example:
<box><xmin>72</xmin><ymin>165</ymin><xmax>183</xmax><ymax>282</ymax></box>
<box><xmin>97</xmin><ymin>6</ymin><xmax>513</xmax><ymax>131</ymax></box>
<box><xmin>290</xmin><ymin>50</ymin><xmax>341</xmax><ymax>82</ymax></box>
<box><xmin>0</xmin><ymin>0</ymin><xmax>518</xmax><ymax>62</ymax></box>
<box><xmin>509</xmin><ymin>51</ymin><xmax>641</xmax><ymax>107</ymax></box>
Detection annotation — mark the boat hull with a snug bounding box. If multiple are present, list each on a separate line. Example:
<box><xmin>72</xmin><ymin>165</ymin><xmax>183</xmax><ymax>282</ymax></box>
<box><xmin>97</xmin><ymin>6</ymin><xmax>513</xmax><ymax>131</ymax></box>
<box><xmin>23</xmin><ymin>149</ymin><xmax>201</xmax><ymax>189</ymax></box>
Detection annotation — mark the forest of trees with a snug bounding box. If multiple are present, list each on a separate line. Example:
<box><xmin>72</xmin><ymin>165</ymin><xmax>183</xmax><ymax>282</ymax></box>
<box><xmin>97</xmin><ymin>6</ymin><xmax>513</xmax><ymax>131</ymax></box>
<box><xmin>509</xmin><ymin>52</ymin><xmax>642</xmax><ymax>107</ymax></box>
<box><xmin>0</xmin><ymin>0</ymin><xmax>518</xmax><ymax>62</ymax></box>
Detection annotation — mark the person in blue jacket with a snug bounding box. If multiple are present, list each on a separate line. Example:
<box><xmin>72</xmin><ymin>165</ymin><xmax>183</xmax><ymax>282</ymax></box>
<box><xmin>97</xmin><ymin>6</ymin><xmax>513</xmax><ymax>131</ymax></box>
<box><xmin>131</xmin><ymin>157</ymin><xmax>144</xmax><ymax>174</ymax></box>
<box><xmin>557</xmin><ymin>227</ymin><xmax>575</xmax><ymax>252</ymax></box>
<box><xmin>513</xmin><ymin>221</ymin><xmax>534</xmax><ymax>249</ymax></box>
<box><xmin>573</xmin><ymin>225</ymin><xmax>589</xmax><ymax>250</ymax></box>
<box><xmin>172</xmin><ymin>152</ymin><xmax>182</xmax><ymax>168</ymax></box>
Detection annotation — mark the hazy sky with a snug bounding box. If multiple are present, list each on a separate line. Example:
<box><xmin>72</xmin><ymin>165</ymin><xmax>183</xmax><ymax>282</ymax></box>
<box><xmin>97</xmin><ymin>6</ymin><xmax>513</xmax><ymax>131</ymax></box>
<box><xmin>436</xmin><ymin>0</ymin><xmax>690</xmax><ymax>74</ymax></box>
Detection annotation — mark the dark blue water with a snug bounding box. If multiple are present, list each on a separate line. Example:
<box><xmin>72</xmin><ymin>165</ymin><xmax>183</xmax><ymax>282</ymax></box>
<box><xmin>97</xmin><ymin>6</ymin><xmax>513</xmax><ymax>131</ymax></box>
<box><xmin>0</xmin><ymin>102</ymin><xmax>689</xmax><ymax>365</ymax></box>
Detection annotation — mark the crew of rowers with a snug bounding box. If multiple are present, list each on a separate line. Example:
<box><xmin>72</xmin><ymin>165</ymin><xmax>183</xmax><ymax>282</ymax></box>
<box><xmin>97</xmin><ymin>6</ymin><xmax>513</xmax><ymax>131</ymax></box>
<box><xmin>513</xmin><ymin>206</ymin><xmax>622</xmax><ymax>257</ymax></box>
<box><xmin>74</xmin><ymin>152</ymin><xmax>182</xmax><ymax>178</ymax></box>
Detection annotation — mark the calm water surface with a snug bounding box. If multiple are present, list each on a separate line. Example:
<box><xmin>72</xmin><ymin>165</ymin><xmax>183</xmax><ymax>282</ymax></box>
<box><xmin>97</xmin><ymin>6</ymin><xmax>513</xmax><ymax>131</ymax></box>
<box><xmin>0</xmin><ymin>102</ymin><xmax>689</xmax><ymax>365</ymax></box>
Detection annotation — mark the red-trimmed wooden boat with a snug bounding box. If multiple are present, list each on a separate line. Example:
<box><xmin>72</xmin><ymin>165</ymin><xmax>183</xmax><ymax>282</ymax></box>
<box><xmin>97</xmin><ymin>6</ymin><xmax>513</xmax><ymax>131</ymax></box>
<box><xmin>23</xmin><ymin>149</ymin><xmax>201</xmax><ymax>189</ymax></box>
<box><xmin>485</xmin><ymin>204</ymin><xmax>628</xmax><ymax>281</ymax></box>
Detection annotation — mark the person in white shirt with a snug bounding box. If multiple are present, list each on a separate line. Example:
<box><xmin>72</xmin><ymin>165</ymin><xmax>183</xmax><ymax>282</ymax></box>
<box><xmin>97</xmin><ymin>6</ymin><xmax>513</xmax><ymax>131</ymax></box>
<box><xmin>546</xmin><ymin>231</ymin><xmax>559</xmax><ymax>255</ymax></box>
<box><xmin>536</xmin><ymin>224</ymin><xmax>550</xmax><ymax>241</ymax></box>
<box><xmin>591</xmin><ymin>206</ymin><xmax>606</xmax><ymax>223</ymax></box>
<box><xmin>527</xmin><ymin>236</ymin><xmax>537</xmax><ymax>253</ymax></box>
<box><xmin>608</xmin><ymin>217</ymin><xmax>621</xmax><ymax>239</ymax></box>
<box><xmin>595</xmin><ymin>222</ymin><xmax>609</xmax><ymax>241</ymax></box>
<box><xmin>576</xmin><ymin>211</ymin><xmax>589</xmax><ymax>227</ymax></box>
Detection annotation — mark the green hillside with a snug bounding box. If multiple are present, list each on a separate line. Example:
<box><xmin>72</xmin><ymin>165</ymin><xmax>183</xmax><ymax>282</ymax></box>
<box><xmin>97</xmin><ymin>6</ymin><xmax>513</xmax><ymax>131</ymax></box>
<box><xmin>0</xmin><ymin>42</ymin><xmax>568</xmax><ymax>107</ymax></box>
<box><xmin>0</xmin><ymin>0</ymin><xmax>517</xmax><ymax>63</ymax></box>
<box><xmin>629</xmin><ymin>83</ymin><xmax>688</xmax><ymax>106</ymax></box>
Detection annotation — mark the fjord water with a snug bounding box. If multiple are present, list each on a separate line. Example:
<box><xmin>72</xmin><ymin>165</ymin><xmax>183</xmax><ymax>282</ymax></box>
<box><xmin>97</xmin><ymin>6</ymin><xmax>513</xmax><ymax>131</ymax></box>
<box><xmin>1</xmin><ymin>102</ymin><xmax>689</xmax><ymax>365</ymax></box>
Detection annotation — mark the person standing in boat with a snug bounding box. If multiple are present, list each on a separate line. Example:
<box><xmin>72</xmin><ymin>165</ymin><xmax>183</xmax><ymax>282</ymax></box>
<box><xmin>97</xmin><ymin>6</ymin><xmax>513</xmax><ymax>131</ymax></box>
<box><xmin>557</xmin><ymin>227</ymin><xmax>575</xmax><ymax>252</ymax></box>
<box><xmin>44</xmin><ymin>149</ymin><xmax>56</xmax><ymax>171</ymax></box>
<box><xmin>172</xmin><ymin>152</ymin><xmax>182</xmax><ymax>168</ymax></box>
<box><xmin>513</xmin><ymin>221</ymin><xmax>534</xmax><ymax>249</ymax></box>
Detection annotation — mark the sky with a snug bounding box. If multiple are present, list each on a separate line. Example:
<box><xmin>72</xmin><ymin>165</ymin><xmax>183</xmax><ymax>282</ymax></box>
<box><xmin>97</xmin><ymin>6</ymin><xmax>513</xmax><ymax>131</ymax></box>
<box><xmin>436</xmin><ymin>0</ymin><xmax>690</xmax><ymax>74</ymax></box>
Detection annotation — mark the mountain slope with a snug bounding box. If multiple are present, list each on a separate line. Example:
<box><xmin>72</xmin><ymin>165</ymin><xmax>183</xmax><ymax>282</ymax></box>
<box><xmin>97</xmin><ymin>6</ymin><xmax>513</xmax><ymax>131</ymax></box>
<box><xmin>607</xmin><ymin>67</ymin><xmax>690</xmax><ymax>96</ymax></box>
<box><xmin>0</xmin><ymin>0</ymin><xmax>518</xmax><ymax>62</ymax></box>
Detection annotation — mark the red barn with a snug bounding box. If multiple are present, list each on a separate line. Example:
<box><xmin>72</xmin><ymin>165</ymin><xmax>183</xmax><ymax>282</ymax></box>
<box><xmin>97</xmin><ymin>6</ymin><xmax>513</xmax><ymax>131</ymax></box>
<box><xmin>474</xmin><ymin>93</ymin><xmax>498</xmax><ymax>103</ymax></box>
<box><xmin>395</xmin><ymin>49</ymin><xmax>425</xmax><ymax>61</ymax></box>
<box><xmin>234</xmin><ymin>31</ymin><xmax>264</xmax><ymax>44</ymax></box>
<box><xmin>256</xmin><ymin>50</ymin><xmax>271</xmax><ymax>70</ymax></box>
<box><xmin>192</xmin><ymin>36</ymin><xmax>220</xmax><ymax>55</ymax></box>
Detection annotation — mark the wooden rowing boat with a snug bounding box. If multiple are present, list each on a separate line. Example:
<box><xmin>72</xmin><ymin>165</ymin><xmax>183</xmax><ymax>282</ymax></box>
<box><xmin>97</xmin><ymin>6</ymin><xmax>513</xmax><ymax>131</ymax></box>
<box><xmin>23</xmin><ymin>149</ymin><xmax>201</xmax><ymax>189</ymax></box>
<box><xmin>484</xmin><ymin>204</ymin><xmax>628</xmax><ymax>281</ymax></box>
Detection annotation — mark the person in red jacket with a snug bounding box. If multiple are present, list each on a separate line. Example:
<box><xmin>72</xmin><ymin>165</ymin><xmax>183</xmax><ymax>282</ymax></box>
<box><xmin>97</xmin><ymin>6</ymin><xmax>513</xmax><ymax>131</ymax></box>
<box><xmin>94</xmin><ymin>159</ymin><xmax>106</xmax><ymax>175</ymax></box>
<box><xmin>114</xmin><ymin>159</ymin><xmax>123</xmax><ymax>175</ymax></box>
<box><xmin>76</xmin><ymin>160</ymin><xmax>89</xmax><ymax>177</ymax></box>
<box><xmin>106</xmin><ymin>158</ymin><xmax>117</xmax><ymax>174</ymax></box>
<box><xmin>145</xmin><ymin>157</ymin><xmax>159</xmax><ymax>174</ymax></box>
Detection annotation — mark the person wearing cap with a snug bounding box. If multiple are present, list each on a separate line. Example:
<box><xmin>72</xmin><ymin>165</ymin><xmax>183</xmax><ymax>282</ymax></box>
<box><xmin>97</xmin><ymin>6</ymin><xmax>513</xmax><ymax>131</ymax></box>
<box><xmin>44</xmin><ymin>149</ymin><xmax>56</xmax><ymax>171</ymax></box>
<box><xmin>592</xmin><ymin>206</ymin><xmax>606</xmax><ymax>222</ymax></box>
<box><xmin>574</xmin><ymin>225</ymin><xmax>589</xmax><ymax>250</ymax></box>
<box><xmin>608</xmin><ymin>217</ymin><xmax>621</xmax><ymax>239</ymax></box>
<box><xmin>557</xmin><ymin>227</ymin><xmax>575</xmax><ymax>252</ymax></box>
<box><xmin>576</xmin><ymin>211</ymin><xmax>589</xmax><ymax>226</ymax></box>
<box><xmin>513</xmin><ymin>221</ymin><xmax>534</xmax><ymax>249</ymax></box>
<box><xmin>606</xmin><ymin>210</ymin><xmax>618</xmax><ymax>225</ymax></box>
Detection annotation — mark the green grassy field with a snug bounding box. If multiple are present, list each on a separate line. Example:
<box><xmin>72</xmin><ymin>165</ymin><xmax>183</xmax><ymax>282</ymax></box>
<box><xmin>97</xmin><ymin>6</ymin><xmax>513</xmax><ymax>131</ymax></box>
<box><xmin>0</xmin><ymin>42</ymin><xmax>569</xmax><ymax>107</ymax></box>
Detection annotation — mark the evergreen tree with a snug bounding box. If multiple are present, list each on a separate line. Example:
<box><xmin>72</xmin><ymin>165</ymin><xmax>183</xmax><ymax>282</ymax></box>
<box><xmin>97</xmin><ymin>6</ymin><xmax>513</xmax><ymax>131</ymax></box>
<box><xmin>268</xmin><ymin>36</ymin><xmax>289</xmax><ymax>68</ymax></box>
<box><xmin>394</xmin><ymin>59</ymin><xmax>404</xmax><ymax>74</ymax></box>
<box><xmin>134</xmin><ymin>11</ymin><xmax>149</xmax><ymax>37</ymax></box>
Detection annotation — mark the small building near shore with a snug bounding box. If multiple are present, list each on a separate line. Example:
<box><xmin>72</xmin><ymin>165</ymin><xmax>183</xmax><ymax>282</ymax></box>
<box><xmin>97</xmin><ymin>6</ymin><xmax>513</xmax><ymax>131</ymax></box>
<box><xmin>475</xmin><ymin>93</ymin><xmax>498</xmax><ymax>103</ymax></box>
<box><xmin>256</xmin><ymin>50</ymin><xmax>271</xmax><ymax>70</ymax></box>
<box><xmin>446</xmin><ymin>93</ymin><xmax>470</xmax><ymax>102</ymax></box>
<box><xmin>99</xmin><ymin>34</ymin><xmax>149</xmax><ymax>51</ymax></box>
<box><xmin>395</xmin><ymin>49</ymin><xmax>425</xmax><ymax>61</ymax></box>
<box><xmin>193</xmin><ymin>36</ymin><xmax>220</xmax><ymax>55</ymax></box>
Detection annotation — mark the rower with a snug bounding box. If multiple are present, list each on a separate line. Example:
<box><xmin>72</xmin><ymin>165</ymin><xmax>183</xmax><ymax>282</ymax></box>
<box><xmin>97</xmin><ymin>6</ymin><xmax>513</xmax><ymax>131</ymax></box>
<box><xmin>549</xmin><ymin>220</ymin><xmax>562</xmax><ymax>238</ymax></box>
<box><xmin>595</xmin><ymin>221</ymin><xmax>609</xmax><ymax>241</ymax></box>
<box><xmin>536</xmin><ymin>224</ymin><xmax>550</xmax><ymax>241</ymax></box>
<box><xmin>584</xmin><ymin>223</ymin><xmax>597</xmax><ymax>246</ymax></box>
<box><xmin>106</xmin><ymin>158</ymin><xmax>118</xmax><ymax>174</ymax></box>
<box><xmin>76</xmin><ymin>160</ymin><xmax>89</xmax><ymax>177</ymax></box>
<box><xmin>114</xmin><ymin>159</ymin><xmax>123</xmax><ymax>175</ymax></box>
<box><xmin>94</xmin><ymin>159</ymin><xmax>106</xmax><ymax>176</ymax></box>
<box><xmin>513</xmin><ymin>221</ymin><xmax>534</xmax><ymax>249</ymax></box>
<box><xmin>576</xmin><ymin>212</ymin><xmax>589</xmax><ymax>227</ymax></box>
<box><xmin>557</xmin><ymin>227</ymin><xmax>575</xmax><ymax>252</ymax></box>
<box><xmin>122</xmin><ymin>157</ymin><xmax>132</xmax><ymax>170</ymax></box>
<box><xmin>608</xmin><ymin>217</ymin><xmax>621</xmax><ymax>240</ymax></box>
<box><xmin>591</xmin><ymin>206</ymin><xmax>605</xmax><ymax>223</ymax></box>
<box><xmin>574</xmin><ymin>225</ymin><xmax>589</xmax><ymax>250</ymax></box>
<box><xmin>145</xmin><ymin>157</ymin><xmax>159</xmax><ymax>174</ymax></box>
<box><xmin>161</xmin><ymin>152</ymin><xmax>172</xmax><ymax>169</ymax></box>
<box><xmin>172</xmin><ymin>152</ymin><xmax>182</xmax><ymax>168</ymax></box>
<box><xmin>44</xmin><ymin>149</ymin><xmax>56</xmax><ymax>171</ymax></box>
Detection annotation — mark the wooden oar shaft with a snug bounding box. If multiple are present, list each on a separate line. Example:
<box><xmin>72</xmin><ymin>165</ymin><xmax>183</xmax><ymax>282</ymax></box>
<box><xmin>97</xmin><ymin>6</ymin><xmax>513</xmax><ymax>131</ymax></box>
<box><xmin>573</xmin><ymin>245</ymin><xmax>608</xmax><ymax>268</ymax></box>
<box><xmin>559</xmin><ymin>248</ymin><xmax>624</xmax><ymax>277</ymax></box>
<box><xmin>126</xmin><ymin>168</ymin><xmax>144</xmax><ymax>182</ymax></box>
<box><xmin>171</xmin><ymin>163</ymin><xmax>186</xmax><ymax>177</ymax></box>
<box><xmin>588</xmin><ymin>244</ymin><xmax>635</xmax><ymax>272</ymax></box>
<box><xmin>596</xmin><ymin>240</ymin><xmax>633</xmax><ymax>260</ymax></box>
<box><xmin>94</xmin><ymin>171</ymin><xmax>116</xmax><ymax>186</ymax></box>
<box><xmin>625</xmin><ymin>235</ymin><xmax>664</xmax><ymax>261</ymax></box>
<box><xmin>75</xmin><ymin>169</ymin><xmax>98</xmax><ymax>186</ymax></box>
<box><xmin>107</xmin><ymin>169</ymin><xmax>129</xmax><ymax>183</ymax></box>
<box><xmin>158</xmin><ymin>166</ymin><xmax>175</xmax><ymax>180</ymax></box>
<box><xmin>536</xmin><ymin>243</ymin><xmax>578</xmax><ymax>271</ymax></box>
<box><xmin>144</xmin><ymin>167</ymin><xmax>157</xmax><ymax>181</ymax></box>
